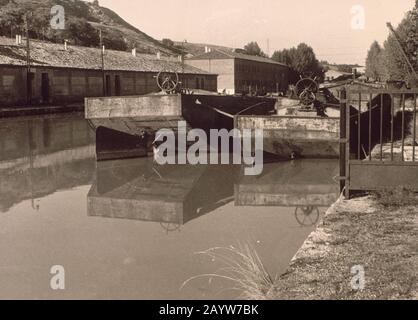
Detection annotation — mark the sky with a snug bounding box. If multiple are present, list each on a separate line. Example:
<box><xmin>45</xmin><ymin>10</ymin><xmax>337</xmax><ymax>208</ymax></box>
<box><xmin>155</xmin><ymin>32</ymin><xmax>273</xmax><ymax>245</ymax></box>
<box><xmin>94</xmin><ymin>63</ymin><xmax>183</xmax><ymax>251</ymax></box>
<box><xmin>95</xmin><ymin>0</ymin><xmax>415</xmax><ymax>65</ymax></box>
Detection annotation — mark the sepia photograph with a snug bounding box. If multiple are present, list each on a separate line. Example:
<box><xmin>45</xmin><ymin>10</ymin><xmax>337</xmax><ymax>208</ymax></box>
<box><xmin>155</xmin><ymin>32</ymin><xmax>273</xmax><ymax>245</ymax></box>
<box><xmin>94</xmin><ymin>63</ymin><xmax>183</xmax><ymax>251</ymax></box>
<box><xmin>0</xmin><ymin>0</ymin><xmax>417</xmax><ymax>310</ymax></box>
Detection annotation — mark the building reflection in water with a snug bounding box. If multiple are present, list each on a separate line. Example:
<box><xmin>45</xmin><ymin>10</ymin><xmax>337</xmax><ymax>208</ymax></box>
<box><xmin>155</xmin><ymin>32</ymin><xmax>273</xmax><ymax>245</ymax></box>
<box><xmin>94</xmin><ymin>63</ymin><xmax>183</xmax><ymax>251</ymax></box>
<box><xmin>87</xmin><ymin>159</ymin><xmax>240</xmax><ymax>232</ymax></box>
<box><xmin>235</xmin><ymin>160</ymin><xmax>340</xmax><ymax>227</ymax></box>
<box><xmin>88</xmin><ymin>158</ymin><xmax>339</xmax><ymax>229</ymax></box>
<box><xmin>0</xmin><ymin>114</ymin><xmax>96</xmax><ymax>213</ymax></box>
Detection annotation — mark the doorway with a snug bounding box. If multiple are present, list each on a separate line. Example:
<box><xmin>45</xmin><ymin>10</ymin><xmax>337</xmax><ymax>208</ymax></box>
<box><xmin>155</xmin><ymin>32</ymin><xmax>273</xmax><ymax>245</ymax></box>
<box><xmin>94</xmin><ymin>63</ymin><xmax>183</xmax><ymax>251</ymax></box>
<box><xmin>26</xmin><ymin>72</ymin><xmax>35</xmax><ymax>104</ymax></box>
<box><xmin>41</xmin><ymin>73</ymin><xmax>50</xmax><ymax>104</ymax></box>
<box><xmin>115</xmin><ymin>75</ymin><xmax>121</xmax><ymax>96</ymax></box>
<box><xmin>105</xmin><ymin>75</ymin><xmax>112</xmax><ymax>96</ymax></box>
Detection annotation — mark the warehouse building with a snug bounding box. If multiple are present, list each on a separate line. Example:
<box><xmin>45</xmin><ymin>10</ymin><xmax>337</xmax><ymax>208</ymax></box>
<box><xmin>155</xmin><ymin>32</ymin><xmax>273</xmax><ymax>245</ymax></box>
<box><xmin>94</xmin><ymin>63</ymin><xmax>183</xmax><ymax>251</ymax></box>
<box><xmin>185</xmin><ymin>49</ymin><xmax>289</xmax><ymax>95</ymax></box>
<box><xmin>0</xmin><ymin>37</ymin><xmax>217</xmax><ymax>107</ymax></box>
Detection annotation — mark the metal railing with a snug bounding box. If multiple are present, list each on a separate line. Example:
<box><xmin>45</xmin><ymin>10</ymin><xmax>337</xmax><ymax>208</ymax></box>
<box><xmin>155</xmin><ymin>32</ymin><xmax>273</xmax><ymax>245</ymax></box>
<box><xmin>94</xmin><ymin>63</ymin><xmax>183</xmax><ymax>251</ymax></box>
<box><xmin>340</xmin><ymin>86</ymin><xmax>418</xmax><ymax>197</ymax></box>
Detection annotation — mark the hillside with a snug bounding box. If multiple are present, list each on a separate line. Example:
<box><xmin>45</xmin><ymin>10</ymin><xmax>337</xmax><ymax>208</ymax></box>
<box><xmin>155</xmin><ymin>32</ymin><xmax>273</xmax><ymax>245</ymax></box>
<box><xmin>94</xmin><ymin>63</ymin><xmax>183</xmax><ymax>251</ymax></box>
<box><xmin>174</xmin><ymin>41</ymin><xmax>234</xmax><ymax>56</ymax></box>
<box><xmin>0</xmin><ymin>0</ymin><xmax>179</xmax><ymax>55</ymax></box>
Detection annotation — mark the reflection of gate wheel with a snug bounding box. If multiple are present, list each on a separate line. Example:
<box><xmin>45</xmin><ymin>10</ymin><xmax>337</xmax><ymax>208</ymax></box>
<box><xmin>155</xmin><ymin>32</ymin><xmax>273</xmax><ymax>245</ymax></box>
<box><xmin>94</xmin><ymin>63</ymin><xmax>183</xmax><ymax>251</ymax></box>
<box><xmin>294</xmin><ymin>206</ymin><xmax>320</xmax><ymax>227</ymax></box>
<box><xmin>160</xmin><ymin>222</ymin><xmax>181</xmax><ymax>233</ymax></box>
<box><xmin>156</xmin><ymin>71</ymin><xmax>179</xmax><ymax>93</ymax></box>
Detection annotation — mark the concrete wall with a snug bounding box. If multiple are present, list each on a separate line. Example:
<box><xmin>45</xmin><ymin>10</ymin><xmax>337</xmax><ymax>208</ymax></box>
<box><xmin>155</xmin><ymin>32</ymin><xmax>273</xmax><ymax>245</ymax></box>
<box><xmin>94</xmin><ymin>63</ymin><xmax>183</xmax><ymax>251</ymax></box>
<box><xmin>0</xmin><ymin>66</ymin><xmax>217</xmax><ymax>107</ymax></box>
<box><xmin>85</xmin><ymin>94</ymin><xmax>183</xmax><ymax>119</ymax></box>
<box><xmin>236</xmin><ymin>116</ymin><xmax>340</xmax><ymax>135</ymax></box>
<box><xmin>236</xmin><ymin>115</ymin><xmax>340</xmax><ymax>158</ymax></box>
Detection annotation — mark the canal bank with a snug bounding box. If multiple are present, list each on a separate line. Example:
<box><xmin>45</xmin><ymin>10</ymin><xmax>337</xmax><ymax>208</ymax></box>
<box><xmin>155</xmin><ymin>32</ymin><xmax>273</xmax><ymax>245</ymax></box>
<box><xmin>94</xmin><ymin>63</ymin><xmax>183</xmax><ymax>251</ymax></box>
<box><xmin>270</xmin><ymin>194</ymin><xmax>418</xmax><ymax>300</ymax></box>
<box><xmin>0</xmin><ymin>103</ymin><xmax>84</xmax><ymax>118</ymax></box>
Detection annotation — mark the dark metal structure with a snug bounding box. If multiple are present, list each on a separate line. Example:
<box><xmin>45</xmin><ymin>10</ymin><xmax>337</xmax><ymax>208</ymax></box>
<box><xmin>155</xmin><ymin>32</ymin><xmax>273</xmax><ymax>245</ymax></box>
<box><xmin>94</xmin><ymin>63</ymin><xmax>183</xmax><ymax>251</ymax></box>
<box><xmin>295</xmin><ymin>77</ymin><xmax>319</xmax><ymax>106</ymax></box>
<box><xmin>340</xmin><ymin>86</ymin><xmax>418</xmax><ymax>198</ymax></box>
<box><xmin>156</xmin><ymin>69</ymin><xmax>179</xmax><ymax>93</ymax></box>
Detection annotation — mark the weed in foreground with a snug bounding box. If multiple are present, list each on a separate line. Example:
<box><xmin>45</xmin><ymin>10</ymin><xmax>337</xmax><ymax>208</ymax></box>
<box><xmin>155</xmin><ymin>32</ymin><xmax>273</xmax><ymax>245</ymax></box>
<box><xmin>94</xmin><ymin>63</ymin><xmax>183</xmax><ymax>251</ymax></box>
<box><xmin>181</xmin><ymin>243</ymin><xmax>276</xmax><ymax>300</ymax></box>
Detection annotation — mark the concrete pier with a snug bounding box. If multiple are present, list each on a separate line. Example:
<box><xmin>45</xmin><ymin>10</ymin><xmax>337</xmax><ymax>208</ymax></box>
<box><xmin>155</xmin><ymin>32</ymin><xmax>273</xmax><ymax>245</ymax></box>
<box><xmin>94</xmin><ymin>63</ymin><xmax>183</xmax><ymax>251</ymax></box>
<box><xmin>235</xmin><ymin>115</ymin><xmax>340</xmax><ymax>158</ymax></box>
<box><xmin>85</xmin><ymin>94</ymin><xmax>182</xmax><ymax>119</ymax></box>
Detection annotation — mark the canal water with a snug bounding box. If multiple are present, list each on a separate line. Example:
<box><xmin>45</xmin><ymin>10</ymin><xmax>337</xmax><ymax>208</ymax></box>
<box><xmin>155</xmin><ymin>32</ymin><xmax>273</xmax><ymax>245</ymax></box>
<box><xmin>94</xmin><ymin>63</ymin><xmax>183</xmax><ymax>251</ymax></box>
<box><xmin>0</xmin><ymin>113</ymin><xmax>339</xmax><ymax>300</ymax></box>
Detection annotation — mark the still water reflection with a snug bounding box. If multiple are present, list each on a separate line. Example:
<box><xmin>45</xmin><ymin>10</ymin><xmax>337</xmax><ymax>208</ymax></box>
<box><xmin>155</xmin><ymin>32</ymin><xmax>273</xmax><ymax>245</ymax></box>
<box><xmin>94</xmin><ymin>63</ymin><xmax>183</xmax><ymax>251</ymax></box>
<box><xmin>0</xmin><ymin>114</ymin><xmax>339</xmax><ymax>300</ymax></box>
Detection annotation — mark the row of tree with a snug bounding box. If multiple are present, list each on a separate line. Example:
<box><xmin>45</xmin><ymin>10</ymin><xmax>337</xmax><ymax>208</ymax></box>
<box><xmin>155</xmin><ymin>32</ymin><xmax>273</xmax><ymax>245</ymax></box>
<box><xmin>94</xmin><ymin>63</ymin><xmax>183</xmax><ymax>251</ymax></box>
<box><xmin>271</xmin><ymin>43</ymin><xmax>325</xmax><ymax>83</ymax></box>
<box><xmin>365</xmin><ymin>3</ymin><xmax>417</xmax><ymax>85</ymax></box>
<box><xmin>239</xmin><ymin>42</ymin><xmax>325</xmax><ymax>84</ymax></box>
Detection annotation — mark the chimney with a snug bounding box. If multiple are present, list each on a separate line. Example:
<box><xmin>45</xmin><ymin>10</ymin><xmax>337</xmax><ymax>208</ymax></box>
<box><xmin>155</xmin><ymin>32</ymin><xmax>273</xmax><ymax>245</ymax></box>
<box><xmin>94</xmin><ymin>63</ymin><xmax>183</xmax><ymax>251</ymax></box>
<box><xmin>15</xmin><ymin>35</ymin><xmax>22</xmax><ymax>45</ymax></box>
<box><xmin>132</xmin><ymin>48</ymin><xmax>137</xmax><ymax>57</ymax></box>
<box><xmin>64</xmin><ymin>40</ymin><xmax>68</xmax><ymax>51</ymax></box>
<box><xmin>352</xmin><ymin>68</ymin><xmax>357</xmax><ymax>80</ymax></box>
<box><xmin>156</xmin><ymin>51</ymin><xmax>161</xmax><ymax>60</ymax></box>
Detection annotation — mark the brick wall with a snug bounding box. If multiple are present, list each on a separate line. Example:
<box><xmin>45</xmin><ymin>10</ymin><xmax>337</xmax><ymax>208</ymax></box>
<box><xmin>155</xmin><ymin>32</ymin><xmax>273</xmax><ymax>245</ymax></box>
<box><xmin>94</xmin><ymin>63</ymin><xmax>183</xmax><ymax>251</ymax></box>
<box><xmin>234</xmin><ymin>59</ymin><xmax>289</xmax><ymax>94</ymax></box>
<box><xmin>0</xmin><ymin>67</ymin><xmax>26</xmax><ymax>106</ymax></box>
<box><xmin>0</xmin><ymin>66</ymin><xmax>217</xmax><ymax>107</ymax></box>
<box><xmin>186</xmin><ymin>58</ymin><xmax>289</xmax><ymax>95</ymax></box>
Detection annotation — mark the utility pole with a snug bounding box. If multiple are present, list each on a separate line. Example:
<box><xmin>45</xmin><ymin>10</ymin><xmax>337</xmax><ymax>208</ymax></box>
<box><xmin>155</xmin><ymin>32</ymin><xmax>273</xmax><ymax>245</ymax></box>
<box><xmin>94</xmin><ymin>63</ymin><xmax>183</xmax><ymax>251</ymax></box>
<box><xmin>182</xmin><ymin>40</ymin><xmax>186</xmax><ymax>74</ymax></box>
<box><xmin>99</xmin><ymin>28</ymin><xmax>106</xmax><ymax>96</ymax></box>
<box><xmin>25</xmin><ymin>13</ymin><xmax>31</xmax><ymax>105</ymax></box>
<box><xmin>267</xmin><ymin>38</ymin><xmax>270</xmax><ymax>57</ymax></box>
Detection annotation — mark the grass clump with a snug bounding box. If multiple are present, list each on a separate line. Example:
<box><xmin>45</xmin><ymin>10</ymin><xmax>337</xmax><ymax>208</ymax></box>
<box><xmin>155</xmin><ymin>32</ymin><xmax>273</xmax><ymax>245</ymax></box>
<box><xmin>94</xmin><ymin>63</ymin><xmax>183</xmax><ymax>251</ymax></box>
<box><xmin>372</xmin><ymin>186</ymin><xmax>418</xmax><ymax>208</ymax></box>
<box><xmin>181</xmin><ymin>243</ymin><xmax>276</xmax><ymax>300</ymax></box>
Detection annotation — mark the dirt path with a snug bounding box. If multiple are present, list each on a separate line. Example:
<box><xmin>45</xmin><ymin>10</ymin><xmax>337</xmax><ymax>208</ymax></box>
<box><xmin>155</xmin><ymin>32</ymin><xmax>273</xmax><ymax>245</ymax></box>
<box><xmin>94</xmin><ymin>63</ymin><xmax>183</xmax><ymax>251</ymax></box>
<box><xmin>272</xmin><ymin>196</ymin><xmax>418</xmax><ymax>300</ymax></box>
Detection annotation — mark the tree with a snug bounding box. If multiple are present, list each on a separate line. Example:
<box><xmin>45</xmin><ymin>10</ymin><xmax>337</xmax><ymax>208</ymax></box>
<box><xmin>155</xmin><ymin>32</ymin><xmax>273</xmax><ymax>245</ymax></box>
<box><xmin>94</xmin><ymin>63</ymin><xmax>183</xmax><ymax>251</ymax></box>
<box><xmin>161</xmin><ymin>38</ymin><xmax>174</xmax><ymax>48</ymax></box>
<box><xmin>66</xmin><ymin>17</ymin><xmax>100</xmax><ymax>47</ymax></box>
<box><xmin>365</xmin><ymin>41</ymin><xmax>384</xmax><ymax>81</ymax></box>
<box><xmin>272</xmin><ymin>43</ymin><xmax>325</xmax><ymax>83</ymax></box>
<box><xmin>381</xmin><ymin>4</ymin><xmax>417</xmax><ymax>84</ymax></box>
<box><xmin>102</xmin><ymin>32</ymin><xmax>127</xmax><ymax>51</ymax></box>
<box><xmin>272</xmin><ymin>48</ymin><xmax>295</xmax><ymax>66</ymax></box>
<box><xmin>243</xmin><ymin>42</ymin><xmax>266</xmax><ymax>57</ymax></box>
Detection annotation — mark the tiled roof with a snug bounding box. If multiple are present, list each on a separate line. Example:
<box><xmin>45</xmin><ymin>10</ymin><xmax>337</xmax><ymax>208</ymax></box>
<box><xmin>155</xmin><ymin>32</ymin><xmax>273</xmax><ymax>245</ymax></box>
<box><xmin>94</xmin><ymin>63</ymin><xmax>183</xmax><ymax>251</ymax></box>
<box><xmin>186</xmin><ymin>49</ymin><xmax>288</xmax><ymax>67</ymax></box>
<box><xmin>0</xmin><ymin>37</ymin><xmax>213</xmax><ymax>75</ymax></box>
